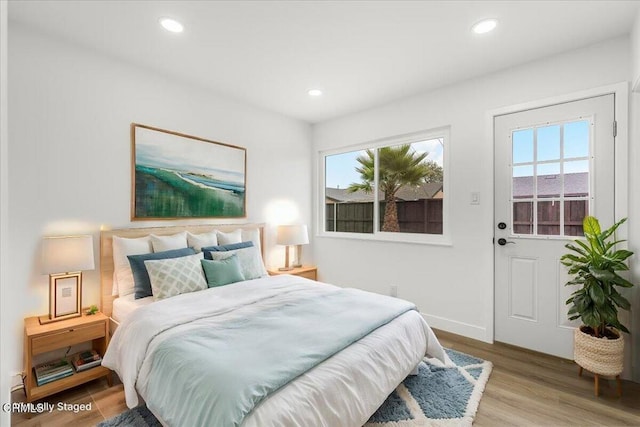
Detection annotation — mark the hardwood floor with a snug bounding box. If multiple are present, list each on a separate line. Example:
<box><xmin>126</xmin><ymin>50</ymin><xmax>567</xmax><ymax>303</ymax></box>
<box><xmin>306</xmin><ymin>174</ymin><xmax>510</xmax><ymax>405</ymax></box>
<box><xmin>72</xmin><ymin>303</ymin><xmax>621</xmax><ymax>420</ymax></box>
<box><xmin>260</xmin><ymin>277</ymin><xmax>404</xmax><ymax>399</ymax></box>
<box><xmin>11</xmin><ymin>330</ymin><xmax>640</xmax><ymax>426</ymax></box>
<box><xmin>436</xmin><ymin>330</ymin><xmax>640</xmax><ymax>427</ymax></box>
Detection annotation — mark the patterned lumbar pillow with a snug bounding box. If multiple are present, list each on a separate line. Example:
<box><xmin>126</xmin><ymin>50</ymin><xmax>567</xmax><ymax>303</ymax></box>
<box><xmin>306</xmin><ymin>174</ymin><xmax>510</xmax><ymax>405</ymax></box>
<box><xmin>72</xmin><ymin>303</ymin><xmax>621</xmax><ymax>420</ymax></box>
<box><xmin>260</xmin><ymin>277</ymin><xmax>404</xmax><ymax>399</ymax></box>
<box><xmin>144</xmin><ymin>253</ymin><xmax>207</xmax><ymax>300</ymax></box>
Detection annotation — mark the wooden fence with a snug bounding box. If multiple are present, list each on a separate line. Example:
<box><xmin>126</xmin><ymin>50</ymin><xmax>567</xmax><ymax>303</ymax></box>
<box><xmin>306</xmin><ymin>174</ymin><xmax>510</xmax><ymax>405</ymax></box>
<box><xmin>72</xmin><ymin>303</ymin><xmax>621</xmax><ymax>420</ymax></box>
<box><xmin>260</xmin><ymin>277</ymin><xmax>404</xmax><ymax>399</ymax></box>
<box><xmin>326</xmin><ymin>199</ymin><xmax>443</xmax><ymax>234</ymax></box>
<box><xmin>513</xmin><ymin>199</ymin><xmax>587</xmax><ymax>236</ymax></box>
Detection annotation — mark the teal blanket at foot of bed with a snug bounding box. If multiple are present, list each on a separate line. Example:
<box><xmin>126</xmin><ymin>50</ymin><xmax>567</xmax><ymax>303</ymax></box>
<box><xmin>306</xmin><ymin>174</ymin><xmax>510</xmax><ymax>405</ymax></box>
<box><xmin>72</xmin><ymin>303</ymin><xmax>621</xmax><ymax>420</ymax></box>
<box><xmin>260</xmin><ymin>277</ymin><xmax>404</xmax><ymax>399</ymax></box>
<box><xmin>144</xmin><ymin>288</ymin><xmax>415</xmax><ymax>427</ymax></box>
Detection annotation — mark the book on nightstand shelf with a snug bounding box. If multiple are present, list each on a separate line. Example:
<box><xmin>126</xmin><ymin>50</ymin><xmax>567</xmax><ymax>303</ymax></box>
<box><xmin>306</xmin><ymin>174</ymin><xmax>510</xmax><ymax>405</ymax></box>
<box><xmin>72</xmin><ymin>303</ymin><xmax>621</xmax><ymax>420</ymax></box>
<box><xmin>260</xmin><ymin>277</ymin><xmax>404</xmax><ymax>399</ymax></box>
<box><xmin>71</xmin><ymin>350</ymin><xmax>103</xmax><ymax>372</ymax></box>
<box><xmin>34</xmin><ymin>359</ymin><xmax>74</xmax><ymax>386</ymax></box>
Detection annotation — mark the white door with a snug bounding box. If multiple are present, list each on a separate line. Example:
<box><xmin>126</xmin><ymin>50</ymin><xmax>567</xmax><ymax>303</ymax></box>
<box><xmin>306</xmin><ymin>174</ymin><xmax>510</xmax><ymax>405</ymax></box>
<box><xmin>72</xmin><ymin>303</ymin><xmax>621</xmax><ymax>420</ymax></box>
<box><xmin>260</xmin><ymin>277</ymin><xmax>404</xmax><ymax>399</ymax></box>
<box><xmin>494</xmin><ymin>95</ymin><xmax>615</xmax><ymax>359</ymax></box>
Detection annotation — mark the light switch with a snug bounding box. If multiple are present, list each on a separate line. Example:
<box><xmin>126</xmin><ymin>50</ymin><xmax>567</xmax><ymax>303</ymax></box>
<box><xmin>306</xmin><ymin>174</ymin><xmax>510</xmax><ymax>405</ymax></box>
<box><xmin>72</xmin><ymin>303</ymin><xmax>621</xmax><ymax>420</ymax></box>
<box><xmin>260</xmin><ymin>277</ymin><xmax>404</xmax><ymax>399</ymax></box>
<box><xmin>471</xmin><ymin>192</ymin><xmax>480</xmax><ymax>205</ymax></box>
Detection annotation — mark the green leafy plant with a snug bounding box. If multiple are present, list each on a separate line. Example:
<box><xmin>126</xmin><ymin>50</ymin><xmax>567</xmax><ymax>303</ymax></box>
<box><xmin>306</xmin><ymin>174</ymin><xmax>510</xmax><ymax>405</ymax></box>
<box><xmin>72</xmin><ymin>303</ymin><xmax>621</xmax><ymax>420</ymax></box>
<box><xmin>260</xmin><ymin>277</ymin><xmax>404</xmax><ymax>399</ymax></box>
<box><xmin>86</xmin><ymin>304</ymin><xmax>99</xmax><ymax>315</ymax></box>
<box><xmin>560</xmin><ymin>216</ymin><xmax>634</xmax><ymax>338</ymax></box>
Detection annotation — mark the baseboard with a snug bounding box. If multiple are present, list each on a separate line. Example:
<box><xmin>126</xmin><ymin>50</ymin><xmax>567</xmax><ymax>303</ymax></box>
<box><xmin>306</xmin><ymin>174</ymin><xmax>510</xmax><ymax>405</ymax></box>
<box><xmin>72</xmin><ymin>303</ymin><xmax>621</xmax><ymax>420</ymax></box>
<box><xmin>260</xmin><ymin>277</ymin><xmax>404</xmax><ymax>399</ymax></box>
<box><xmin>421</xmin><ymin>312</ymin><xmax>489</xmax><ymax>343</ymax></box>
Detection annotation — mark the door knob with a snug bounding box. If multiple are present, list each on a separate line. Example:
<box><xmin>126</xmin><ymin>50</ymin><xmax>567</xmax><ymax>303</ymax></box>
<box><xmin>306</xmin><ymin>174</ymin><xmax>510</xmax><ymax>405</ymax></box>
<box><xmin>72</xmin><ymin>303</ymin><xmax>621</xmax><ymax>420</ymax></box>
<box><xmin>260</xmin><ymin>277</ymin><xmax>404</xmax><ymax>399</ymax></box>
<box><xmin>497</xmin><ymin>238</ymin><xmax>515</xmax><ymax>246</ymax></box>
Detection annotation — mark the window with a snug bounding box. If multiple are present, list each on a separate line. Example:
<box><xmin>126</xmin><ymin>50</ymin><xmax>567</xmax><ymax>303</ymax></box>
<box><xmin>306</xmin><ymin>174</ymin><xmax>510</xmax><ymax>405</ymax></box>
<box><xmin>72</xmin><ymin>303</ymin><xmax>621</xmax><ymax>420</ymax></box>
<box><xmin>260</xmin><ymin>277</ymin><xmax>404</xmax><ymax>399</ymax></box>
<box><xmin>322</xmin><ymin>128</ymin><xmax>448</xmax><ymax>243</ymax></box>
<box><xmin>511</xmin><ymin>120</ymin><xmax>590</xmax><ymax>237</ymax></box>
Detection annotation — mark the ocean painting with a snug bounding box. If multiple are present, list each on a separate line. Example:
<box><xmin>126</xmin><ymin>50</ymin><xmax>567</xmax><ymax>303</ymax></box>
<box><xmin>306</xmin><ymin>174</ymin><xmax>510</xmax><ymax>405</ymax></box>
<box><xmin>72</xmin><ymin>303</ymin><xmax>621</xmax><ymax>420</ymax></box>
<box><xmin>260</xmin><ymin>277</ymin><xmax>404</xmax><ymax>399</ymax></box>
<box><xmin>132</xmin><ymin>124</ymin><xmax>246</xmax><ymax>219</ymax></box>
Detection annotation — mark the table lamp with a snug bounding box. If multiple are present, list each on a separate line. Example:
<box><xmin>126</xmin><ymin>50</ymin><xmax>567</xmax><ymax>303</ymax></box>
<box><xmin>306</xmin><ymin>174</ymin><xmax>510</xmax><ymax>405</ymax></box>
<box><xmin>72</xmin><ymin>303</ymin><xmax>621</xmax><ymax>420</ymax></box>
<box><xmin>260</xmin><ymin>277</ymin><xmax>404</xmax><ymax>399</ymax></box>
<box><xmin>41</xmin><ymin>235</ymin><xmax>95</xmax><ymax>324</ymax></box>
<box><xmin>276</xmin><ymin>224</ymin><xmax>309</xmax><ymax>271</ymax></box>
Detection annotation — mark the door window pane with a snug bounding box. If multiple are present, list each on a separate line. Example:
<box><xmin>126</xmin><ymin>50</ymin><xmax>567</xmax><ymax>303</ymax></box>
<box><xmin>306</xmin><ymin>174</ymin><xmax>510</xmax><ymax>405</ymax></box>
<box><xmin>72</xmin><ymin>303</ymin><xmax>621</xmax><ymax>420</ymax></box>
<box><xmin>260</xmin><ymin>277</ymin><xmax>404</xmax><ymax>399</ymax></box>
<box><xmin>537</xmin><ymin>201</ymin><xmax>561</xmax><ymax>236</ymax></box>
<box><xmin>564</xmin><ymin>121</ymin><xmax>589</xmax><ymax>159</ymax></box>
<box><xmin>513</xmin><ymin>165</ymin><xmax>533</xmax><ymax>199</ymax></box>
<box><xmin>564</xmin><ymin>161</ymin><xmax>588</xmax><ymax>197</ymax></box>
<box><xmin>513</xmin><ymin>202</ymin><xmax>533</xmax><ymax>235</ymax></box>
<box><xmin>513</xmin><ymin>129</ymin><xmax>534</xmax><ymax>164</ymax></box>
<box><xmin>537</xmin><ymin>125</ymin><xmax>560</xmax><ymax>161</ymax></box>
<box><xmin>537</xmin><ymin>163</ymin><xmax>560</xmax><ymax>198</ymax></box>
<box><xmin>565</xmin><ymin>200</ymin><xmax>588</xmax><ymax>236</ymax></box>
<box><xmin>510</xmin><ymin>119</ymin><xmax>591</xmax><ymax>238</ymax></box>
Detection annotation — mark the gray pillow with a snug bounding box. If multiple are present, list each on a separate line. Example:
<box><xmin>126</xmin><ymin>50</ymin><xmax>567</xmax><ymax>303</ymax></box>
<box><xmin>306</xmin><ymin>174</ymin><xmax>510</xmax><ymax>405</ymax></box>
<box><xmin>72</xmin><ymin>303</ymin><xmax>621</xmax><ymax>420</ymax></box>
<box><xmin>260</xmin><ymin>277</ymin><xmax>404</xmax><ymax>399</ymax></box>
<box><xmin>208</xmin><ymin>246</ymin><xmax>267</xmax><ymax>280</ymax></box>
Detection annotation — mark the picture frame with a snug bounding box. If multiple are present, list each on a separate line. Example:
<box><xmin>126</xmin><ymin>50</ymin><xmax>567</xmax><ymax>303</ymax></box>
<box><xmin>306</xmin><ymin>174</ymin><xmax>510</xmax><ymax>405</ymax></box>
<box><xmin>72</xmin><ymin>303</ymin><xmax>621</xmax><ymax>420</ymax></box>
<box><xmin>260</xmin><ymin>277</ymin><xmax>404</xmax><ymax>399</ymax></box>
<box><xmin>47</xmin><ymin>273</ymin><xmax>82</xmax><ymax>322</ymax></box>
<box><xmin>131</xmin><ymin>123</ymin><xmax>247</xmax><ymax>220</ymax></box>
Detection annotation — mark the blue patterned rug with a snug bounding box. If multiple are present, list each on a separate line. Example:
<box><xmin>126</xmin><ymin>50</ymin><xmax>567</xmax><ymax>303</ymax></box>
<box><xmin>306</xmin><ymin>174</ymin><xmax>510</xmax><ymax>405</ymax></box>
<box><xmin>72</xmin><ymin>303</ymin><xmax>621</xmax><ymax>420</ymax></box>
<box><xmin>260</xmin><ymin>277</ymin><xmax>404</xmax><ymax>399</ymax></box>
<box><xmin>99</xmin><ymin>349</ymin><xmax>491</xmax><ymax>427</ymax></box>
<box><xmin>364</xmin><ymin>348</ymin><xmax>492</xmax><ymax>426</ymax></box>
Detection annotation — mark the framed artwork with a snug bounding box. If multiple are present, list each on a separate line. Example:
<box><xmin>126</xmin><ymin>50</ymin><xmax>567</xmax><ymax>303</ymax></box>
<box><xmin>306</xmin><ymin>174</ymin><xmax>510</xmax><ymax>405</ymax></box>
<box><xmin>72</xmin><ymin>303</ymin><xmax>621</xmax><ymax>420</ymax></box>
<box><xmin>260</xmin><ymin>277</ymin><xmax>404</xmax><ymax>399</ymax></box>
<box><xmin>50</xmin><ymin>273</ymin><xmax>82</xmax><ymax>321</ymax></box>
<box><xmin>131</xmin><ymin>123</ymin><xmax>247</xmax><ymax>220</ymax></box>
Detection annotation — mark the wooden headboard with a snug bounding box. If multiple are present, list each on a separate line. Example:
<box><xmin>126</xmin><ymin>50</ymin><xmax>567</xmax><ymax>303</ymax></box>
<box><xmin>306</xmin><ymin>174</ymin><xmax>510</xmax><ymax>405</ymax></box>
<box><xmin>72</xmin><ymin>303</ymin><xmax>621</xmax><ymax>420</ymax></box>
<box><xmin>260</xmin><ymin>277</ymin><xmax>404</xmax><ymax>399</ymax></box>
<box><xmin>100</xmin><ymin>223</ymin><xmax>265</xmax><ymax>318</ymax></box>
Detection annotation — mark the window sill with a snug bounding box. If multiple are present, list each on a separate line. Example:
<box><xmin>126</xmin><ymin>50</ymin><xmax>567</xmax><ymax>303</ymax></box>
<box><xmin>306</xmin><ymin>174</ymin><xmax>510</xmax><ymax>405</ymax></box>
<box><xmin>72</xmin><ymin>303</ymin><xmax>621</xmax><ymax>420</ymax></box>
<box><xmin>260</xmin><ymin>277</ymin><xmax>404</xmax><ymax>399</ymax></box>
<box><xmin>316</xmin><ymin>231</ymin><xmax>452</xmax><ymax>246</ymax></box>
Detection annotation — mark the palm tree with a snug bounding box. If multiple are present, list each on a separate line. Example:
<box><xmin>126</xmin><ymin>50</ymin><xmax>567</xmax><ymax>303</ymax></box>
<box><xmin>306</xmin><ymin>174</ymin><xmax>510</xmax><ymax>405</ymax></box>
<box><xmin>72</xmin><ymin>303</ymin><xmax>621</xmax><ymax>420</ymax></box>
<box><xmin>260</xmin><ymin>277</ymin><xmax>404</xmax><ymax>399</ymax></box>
<box><xmin>347</xmin><ymin>145</ymin><xmax>433</xmax><ymax>232</ymax></box>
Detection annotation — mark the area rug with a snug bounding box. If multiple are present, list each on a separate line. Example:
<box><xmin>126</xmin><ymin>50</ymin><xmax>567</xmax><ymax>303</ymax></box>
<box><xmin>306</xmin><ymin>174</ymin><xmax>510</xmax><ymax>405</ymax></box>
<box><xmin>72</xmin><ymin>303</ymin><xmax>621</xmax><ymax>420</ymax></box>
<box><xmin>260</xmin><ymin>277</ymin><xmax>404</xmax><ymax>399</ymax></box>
<box><xmin>99</xmin><ymin>349</ymin><xmax>491</xmax><ymax>427</ymax></box>
<box><xmin>364</xmin><ymin>348</ymin><xmax>492</xmax><ymax>426</ymax></box>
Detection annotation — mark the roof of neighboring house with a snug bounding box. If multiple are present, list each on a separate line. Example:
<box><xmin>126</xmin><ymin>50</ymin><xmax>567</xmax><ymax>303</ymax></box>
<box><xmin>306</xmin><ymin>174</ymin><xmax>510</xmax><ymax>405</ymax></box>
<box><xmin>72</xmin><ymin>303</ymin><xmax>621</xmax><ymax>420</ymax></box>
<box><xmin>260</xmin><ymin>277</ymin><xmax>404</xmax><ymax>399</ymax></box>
<box><xmin>513</xmin><ymin>172</ymin><xmax>587</xmax><ymax>198</ymax></box>
<box><xmin>326</xmin><ymin>182</ymin><xmax>443</xmax><ymax>203</ymax></box>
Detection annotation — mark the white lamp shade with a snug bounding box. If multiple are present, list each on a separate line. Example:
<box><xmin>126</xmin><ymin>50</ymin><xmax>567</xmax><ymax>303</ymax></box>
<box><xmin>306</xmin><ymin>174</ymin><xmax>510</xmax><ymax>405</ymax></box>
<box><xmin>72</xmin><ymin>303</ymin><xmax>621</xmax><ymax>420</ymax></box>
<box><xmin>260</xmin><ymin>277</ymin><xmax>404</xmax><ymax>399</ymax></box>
<box><xmin>42</xmin><ymin>235</ymin><xmax>95</xmax><ymax>274</ymax></box>
<box><xmin>276</xmin><ymin>225</ymin><xmax>309</xmax><ymax>246</ymax></box>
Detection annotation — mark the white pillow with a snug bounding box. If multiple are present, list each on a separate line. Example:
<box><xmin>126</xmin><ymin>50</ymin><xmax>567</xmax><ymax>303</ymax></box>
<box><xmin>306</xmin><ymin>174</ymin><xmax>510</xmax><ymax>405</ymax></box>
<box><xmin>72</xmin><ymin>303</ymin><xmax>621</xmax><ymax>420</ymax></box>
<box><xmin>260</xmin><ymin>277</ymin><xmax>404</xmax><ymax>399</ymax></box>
<box><xmin>112</xmin><ymin>235</ymin><xmax>153</xmax><ymax>296</ymax></box>
<box><xmin>217</xmin><ymin>229</ymin><xmax>242</xmax><ymax>245</ymax></box>
<box><xmin>241</xmin><ymin>228</ymin><xmax>262</xmax><ymax>253</ymax></box>
<box><xmin>144</xmin><ymin>253</ymin><xmax>207</xmax><ymax>301</ymax></box>
<box><xmin>209</xmin><ymin>246</ymin><xmax>268</xmax><ymax>280</ymax></box>
<box><xmin>187</xmin><ymin>231</ymin><xmax>218</xmax><ymax>252</ymax></box>
<box><xmin>114</xmin><ymin>265</ymin><xmax>136</xmax><ymax>297</ymax></box>
<box><xmin>151</xmin><ymin>232</ymin><xmax>188</xmax><ymax>252</ymax></box>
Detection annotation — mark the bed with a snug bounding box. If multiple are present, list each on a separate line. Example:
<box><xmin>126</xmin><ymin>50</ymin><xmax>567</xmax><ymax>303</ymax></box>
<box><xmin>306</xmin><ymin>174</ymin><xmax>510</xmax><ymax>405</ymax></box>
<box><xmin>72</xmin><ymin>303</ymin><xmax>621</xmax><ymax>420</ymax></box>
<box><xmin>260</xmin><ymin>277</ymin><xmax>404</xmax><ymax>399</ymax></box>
<box><xmin>100</xmin><ymin>224</ymin><xmax>449</xmax><ymax>427</ymax></box>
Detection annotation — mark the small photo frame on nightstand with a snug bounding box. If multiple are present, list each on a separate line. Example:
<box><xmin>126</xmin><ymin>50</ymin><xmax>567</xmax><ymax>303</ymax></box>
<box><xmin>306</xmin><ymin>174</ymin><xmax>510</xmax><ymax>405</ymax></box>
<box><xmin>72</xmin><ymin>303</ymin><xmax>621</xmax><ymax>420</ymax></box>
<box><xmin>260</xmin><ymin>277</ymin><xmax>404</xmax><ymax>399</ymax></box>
<box><xmin>50</xmin><ymin>273</ymin><xmax>82</xmax><ymax>321</ymax></box>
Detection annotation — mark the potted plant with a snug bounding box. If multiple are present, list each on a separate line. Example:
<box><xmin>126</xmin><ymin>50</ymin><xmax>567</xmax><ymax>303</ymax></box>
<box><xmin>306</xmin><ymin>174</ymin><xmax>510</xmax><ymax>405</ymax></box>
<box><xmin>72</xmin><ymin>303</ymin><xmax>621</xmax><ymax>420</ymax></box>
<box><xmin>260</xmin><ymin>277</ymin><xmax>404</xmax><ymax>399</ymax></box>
<box><xmin>560</xmin><ymin>216</ymin><xmax>634</xmax><ymax>395</ymax></box>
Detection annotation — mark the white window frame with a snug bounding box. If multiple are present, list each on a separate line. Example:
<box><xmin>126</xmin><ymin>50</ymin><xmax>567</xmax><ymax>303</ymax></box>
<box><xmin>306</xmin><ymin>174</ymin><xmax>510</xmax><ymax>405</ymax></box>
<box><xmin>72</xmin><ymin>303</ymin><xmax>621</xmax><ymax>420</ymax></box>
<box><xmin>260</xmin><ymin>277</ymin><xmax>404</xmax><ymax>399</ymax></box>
<box><xmin>318</xmin><ymin>127</ymin><xmax>451</xmax><ymax>245</ymax></box>
<box><xmin>509</xmin><ymin>116</ymin><xmax>594</xmax><ymax>240</ymax></box>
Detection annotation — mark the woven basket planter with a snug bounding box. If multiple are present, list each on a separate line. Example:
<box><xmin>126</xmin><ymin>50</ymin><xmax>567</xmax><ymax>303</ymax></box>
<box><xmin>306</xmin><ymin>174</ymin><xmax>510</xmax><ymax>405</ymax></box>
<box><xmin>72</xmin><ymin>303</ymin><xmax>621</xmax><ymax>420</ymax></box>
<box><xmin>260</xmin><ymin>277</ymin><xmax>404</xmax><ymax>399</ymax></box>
<box><xmin>574</xmin><ymin>326</ymin><xmax>624</xmax><ymax>377</ymax></box>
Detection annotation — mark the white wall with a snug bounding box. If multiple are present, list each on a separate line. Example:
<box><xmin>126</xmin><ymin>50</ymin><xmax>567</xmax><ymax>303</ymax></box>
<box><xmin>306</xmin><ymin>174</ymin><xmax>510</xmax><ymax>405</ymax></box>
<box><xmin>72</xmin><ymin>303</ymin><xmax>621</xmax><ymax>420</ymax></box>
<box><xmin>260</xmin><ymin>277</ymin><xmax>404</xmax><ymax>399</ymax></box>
<box><xmin>4</xmin><ymin>23</ymin><xmax>312</xmax><ymax>394</ymax></box>
<box><xmin>629</xmin><ymin>9</ymin><xmax>640</xmax><ymax>380</ymax></box>
<box><xmin>1</xmin><ymin>1</ymin><xmax>10</xmax><ymax>426</ymax></box>
<box><xmin>632</xmin><ymin>9</ymin><xmax>640</xmax><ymax>91</ymax></box>
<box><xmin>313</xmin><ymin>38</ymin><xmax>632</xmax><ymax>345</ymax></box>
<box><xmin>631</xmin><ymin>89</ymin><xmax>640</xmax><ymax>383</ymax></box>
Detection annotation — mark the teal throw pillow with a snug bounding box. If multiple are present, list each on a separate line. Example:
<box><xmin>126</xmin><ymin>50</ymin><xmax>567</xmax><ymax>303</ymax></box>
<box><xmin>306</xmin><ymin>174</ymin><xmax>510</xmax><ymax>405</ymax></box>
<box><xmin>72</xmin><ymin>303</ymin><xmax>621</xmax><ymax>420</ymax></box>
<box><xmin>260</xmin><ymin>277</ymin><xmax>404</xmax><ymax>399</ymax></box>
<box><xmin>201</xmin><ymin>254</ymin><xmax>245</xmax><ymax>288</ymax></box>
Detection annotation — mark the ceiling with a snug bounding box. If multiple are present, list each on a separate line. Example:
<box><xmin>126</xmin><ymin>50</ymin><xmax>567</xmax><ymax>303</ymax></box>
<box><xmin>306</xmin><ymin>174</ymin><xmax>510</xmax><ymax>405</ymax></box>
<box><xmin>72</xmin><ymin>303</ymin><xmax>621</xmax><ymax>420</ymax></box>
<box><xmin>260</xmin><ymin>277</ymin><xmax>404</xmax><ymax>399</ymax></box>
<box><xmin>8</xmin><ymin>1</ymin><xmax>640</xmax><ymax>124</ymax></box>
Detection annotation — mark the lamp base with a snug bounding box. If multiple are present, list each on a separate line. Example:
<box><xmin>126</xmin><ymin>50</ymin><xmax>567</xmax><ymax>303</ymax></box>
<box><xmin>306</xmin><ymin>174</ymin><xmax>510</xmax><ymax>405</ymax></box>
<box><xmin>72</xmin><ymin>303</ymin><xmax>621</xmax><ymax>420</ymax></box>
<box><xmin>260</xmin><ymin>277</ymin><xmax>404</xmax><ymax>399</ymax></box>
<box><xmin>278</xmin><ymin>267</ymin><xmax>294</xmax><ymax>271</ymax></box>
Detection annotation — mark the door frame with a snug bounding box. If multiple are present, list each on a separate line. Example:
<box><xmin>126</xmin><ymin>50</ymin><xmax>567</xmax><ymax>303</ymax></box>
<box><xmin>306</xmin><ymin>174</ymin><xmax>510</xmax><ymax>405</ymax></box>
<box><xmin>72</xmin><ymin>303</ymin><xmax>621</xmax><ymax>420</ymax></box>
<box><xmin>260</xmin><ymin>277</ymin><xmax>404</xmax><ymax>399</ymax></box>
<box><xmin>486</xmin><ymin>82</ymin><xmax>630</xmax><ymax>347</ymax></box>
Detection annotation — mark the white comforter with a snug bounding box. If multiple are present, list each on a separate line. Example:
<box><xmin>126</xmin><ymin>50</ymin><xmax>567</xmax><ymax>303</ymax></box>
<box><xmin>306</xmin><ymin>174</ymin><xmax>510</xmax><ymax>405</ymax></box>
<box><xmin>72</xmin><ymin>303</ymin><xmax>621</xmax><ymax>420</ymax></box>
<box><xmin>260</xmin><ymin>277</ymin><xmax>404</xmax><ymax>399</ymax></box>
<box><xmin>103</xmin><ymin>275</ymin><xmax>449</xmax><ymax>427</ymax></box>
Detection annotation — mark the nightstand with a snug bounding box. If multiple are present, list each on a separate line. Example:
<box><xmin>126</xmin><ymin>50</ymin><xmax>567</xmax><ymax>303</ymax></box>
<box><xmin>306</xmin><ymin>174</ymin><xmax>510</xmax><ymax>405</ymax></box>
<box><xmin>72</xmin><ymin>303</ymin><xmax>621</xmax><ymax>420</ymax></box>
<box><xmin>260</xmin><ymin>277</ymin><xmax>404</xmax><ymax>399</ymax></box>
<box><xmin>268</xmin><ymin>265</ymin><xmax>318</xmax><ymax>281</ymax></box>
<box><xmin>23</xmin><ymin>312</ymin><xmax>111</xmax><ymax>402</ymax></box>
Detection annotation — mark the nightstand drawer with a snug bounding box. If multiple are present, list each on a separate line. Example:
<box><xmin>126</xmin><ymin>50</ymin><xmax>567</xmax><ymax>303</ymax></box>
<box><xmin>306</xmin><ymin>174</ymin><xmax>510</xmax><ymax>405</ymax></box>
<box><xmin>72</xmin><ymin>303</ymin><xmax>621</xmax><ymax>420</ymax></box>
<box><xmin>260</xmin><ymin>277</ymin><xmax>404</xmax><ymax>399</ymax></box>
<box><xmin>31</xmin><ymin>322</ymin><xmax>105</xmax><ymax>355</ymax></box>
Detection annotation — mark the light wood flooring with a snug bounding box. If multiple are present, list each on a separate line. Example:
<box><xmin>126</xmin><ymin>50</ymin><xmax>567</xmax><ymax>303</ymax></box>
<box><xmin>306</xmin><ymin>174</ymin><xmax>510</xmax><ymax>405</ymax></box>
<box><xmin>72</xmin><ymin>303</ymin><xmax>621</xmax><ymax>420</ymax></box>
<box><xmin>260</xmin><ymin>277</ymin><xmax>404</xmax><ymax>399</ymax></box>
<box><xmin>11</xmin><ymin>329</ymin><xmax>640</xmax><ymax>426</ymax></box>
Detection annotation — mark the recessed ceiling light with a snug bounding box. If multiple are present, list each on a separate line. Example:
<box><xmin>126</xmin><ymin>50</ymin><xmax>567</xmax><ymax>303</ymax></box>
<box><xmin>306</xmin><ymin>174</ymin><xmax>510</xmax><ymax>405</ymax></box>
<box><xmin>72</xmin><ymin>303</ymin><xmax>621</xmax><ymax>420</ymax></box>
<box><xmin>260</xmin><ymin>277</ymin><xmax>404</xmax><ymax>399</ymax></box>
<box><xmin>308</xmin><ymin>89</ymin><xmax>323</xmax><ymax>97</ymax></box>
<box><xmin>159</xmin><ymin>18</ymin><xmax>184</xmax><ymax>33</ymax></box>
<box><xmin>472</xmin><ymin>18</ymin><xmax>498</xmax><ymax>35</ymax></box>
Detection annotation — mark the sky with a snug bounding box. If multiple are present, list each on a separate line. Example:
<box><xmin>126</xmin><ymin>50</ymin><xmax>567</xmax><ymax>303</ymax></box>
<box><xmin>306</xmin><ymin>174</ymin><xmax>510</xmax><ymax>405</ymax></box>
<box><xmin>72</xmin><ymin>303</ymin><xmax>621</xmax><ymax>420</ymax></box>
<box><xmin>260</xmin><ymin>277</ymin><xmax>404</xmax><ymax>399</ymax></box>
<box><xmin>135</xmin><ymin>126</ymin><xmax>245</xmax><ymax>184</ymax></box>
<box><xmin>325</xmin><ymin>138</ymin><xmax>444</xmax><ymax>189</ymax></box>
<box><xmin>512</xmin><ymin>120</ymin><xmax>589</xmax><ymax>177</ymax></box>
<box><xmin>326</xmin><ymin>120</ymin><xmax>587</xmax><ymax>188</ymax></box>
